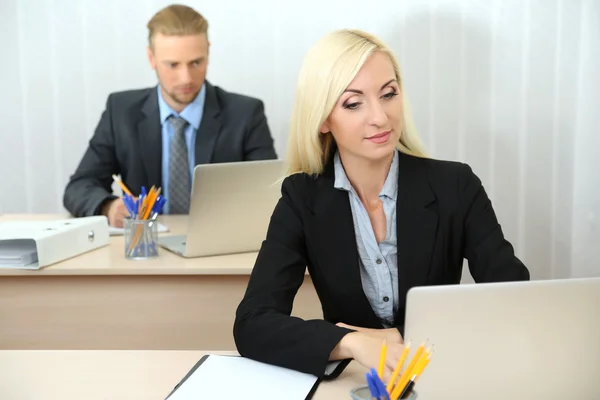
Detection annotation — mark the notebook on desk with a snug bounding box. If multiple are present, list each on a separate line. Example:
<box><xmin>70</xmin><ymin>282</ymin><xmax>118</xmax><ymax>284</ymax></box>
<box><xmin>165</xmin><ymin>354</ymin><xmax>321</xmax><ymax>400</ymax></box>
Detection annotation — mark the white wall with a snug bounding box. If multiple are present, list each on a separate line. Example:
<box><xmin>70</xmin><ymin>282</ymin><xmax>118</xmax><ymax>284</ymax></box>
<box><xmin>571</xmin><ymin>0</ymin><xmax>600</xmax><ymax>278</ymax></box>
<box><xmin>0</xmin><ymin>0</ymin><xmax>598</xmax><ymax>279</ymax></box>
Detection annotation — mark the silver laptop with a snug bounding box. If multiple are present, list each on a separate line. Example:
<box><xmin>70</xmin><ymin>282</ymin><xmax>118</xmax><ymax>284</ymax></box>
<box><xmin>403</xmin><ymin>277</ymin><xmax>600</xmax><ymax>400</ymax></box>
<box><xmin>158</xmin><ymin>159</ymin><xmax>285</xmax><ymax>257</ymax></box>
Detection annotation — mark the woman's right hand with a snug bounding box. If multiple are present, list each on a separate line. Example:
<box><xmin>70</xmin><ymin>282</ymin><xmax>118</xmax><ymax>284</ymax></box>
<box><xmin>336</xmin><ymin>322</ymin><xmax>403</xmax><ymax>344</ymax></box>
<box><xmin>332</xmin><ymin>331</ymin><xmax>405</xmax><ymax>381</ymax></box>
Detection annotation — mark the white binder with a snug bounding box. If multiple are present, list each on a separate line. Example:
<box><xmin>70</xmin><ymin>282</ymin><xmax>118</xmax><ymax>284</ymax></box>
<box><xmin>0</xmin><ymin>216</ymin><xmax>109</xmax><ymax>269</ymax></box>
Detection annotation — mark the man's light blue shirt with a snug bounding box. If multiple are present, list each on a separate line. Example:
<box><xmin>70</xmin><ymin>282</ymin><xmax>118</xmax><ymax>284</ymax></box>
<box><xmin>157</xmin><ymin>84</ymin><xmax>206</xmax><ymax>214</ymax></box>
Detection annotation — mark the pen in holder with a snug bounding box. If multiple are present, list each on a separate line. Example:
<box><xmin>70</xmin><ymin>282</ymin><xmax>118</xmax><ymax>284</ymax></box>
<box><xmin>124</xmin><ymin>218</ymin><xmax>158</xmax><ymax>259</ymax></box>
<box><xmin>350</xmin><ymin>385</ymin><xmax>417</xmax><ymax>400</ymax></box>
<box><xmin>351</xmin><ymin>339</ymin><xmax>432</xmax><ymax>400</ymax></box>
<box><xmin>116</xmin><ymin>180</ymin><xmax>167</xmax><ymax>260</ymax></box>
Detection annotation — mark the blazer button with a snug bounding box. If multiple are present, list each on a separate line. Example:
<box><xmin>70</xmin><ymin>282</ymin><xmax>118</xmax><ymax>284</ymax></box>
<box><xmin>376</xmin><ymin>258</ymin><xmax>382</xmax><ymax>264</ymax></box>
<box><xmin>383</xmin><ymin>296</ymin><xmax>390</xmax><ymax>302</ymax></box>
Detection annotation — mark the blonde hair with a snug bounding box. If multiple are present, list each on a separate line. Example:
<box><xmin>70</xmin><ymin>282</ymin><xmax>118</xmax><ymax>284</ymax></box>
<box><xmin>286</xmin><ymin>29</ymin><xmax>427</xmax><ymax>177</ymax></box>
<box><xmin>147</xmin><ymin>4</ymin><xmax>209</xmax><ymax>48</ymax></box>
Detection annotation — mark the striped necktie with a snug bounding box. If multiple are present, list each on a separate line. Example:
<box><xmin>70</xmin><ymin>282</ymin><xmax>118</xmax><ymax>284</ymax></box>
<box><xmin>168</xmin><ymin>115</ymin><xmax>191</xmax><ymax>214</ymax></box>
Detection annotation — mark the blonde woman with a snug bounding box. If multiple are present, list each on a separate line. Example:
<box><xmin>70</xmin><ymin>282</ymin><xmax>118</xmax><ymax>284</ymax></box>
<box><xmin>234</xmin><ymin>29</ymin><xmax>529</xmax><ymax>379</ymax></box>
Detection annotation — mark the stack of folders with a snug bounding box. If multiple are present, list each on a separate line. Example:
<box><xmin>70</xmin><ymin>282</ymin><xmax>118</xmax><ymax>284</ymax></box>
<box><xmin>0</xmin><ymin>216</ymin><xmax>109</xmax><ymax>270</ymax></box>
<box><xmin>0</xmin><ymin>239</ymin><xmax>38</xmax><ymax>268</ymax></box>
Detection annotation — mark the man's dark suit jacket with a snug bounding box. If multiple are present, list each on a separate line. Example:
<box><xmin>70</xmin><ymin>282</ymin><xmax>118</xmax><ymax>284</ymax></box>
<box><xmin>63</xmin><ymin>81</ymin><xmax>278</xmax><ymax>217</ymax></box>
<box><xmin>233</xmin><ymin>150</ymin><xmax>530</xmax><ymax>378</ymax></box>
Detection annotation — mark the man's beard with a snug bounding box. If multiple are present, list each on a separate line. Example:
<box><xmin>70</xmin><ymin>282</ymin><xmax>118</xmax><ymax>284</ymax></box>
<box><xmin>166</xmin><ymin>86</ymin><xmax>200</xmax><ymax>106</ymax></box>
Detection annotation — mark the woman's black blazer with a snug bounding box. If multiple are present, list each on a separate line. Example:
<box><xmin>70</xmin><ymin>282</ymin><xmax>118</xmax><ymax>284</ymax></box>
<box><xmin>233</xmin><ymin>151</ymin><xmax>529</xmax><ymax>377</ymax></box>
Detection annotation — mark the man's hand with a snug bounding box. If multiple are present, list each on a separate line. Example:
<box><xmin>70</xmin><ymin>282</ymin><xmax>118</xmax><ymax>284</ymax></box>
<box><xmin>336</xmin><ymin>322</ymin><xmax>403</xmax><ymax>344</ymax></box>
<box><xmin>101</xmin><ymin>198</ymin><xmax>129</xmax><ymax>228</ymax></box>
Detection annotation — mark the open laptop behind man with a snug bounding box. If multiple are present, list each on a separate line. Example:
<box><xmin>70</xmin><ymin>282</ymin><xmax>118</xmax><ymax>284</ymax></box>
<box><xmin>158</xmin><ymin>159</ymin><xmax>285</xmax><ymax>258</ymax></box>
<box><xmin>63</xmin><ymin>4</ymin><xmax>277</xmax><ymax>227</ymax></box>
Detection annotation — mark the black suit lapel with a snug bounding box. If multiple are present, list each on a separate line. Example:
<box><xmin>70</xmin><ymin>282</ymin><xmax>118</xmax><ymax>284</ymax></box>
<box><xmin>395</xmin><ymin>152</ymin><xmax>438</xmax><ymax>320</ymax></box>
<box><xmin>137</xmin><ymin>88</ymin><xmax>162</xmax><ymax>188</ymax></box>
<box><xmin>306</xmin><ymin>161</ymin><xmax>382</xmax><ymax>328</ymax></box>
<box><xmin>195</xmin><ymin>82</ymin><xmax>222</xmax><ymax>165</ymax></box>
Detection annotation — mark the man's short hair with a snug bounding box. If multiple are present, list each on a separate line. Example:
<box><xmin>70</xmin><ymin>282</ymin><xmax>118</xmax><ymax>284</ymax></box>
<box><xmin>147</xmin><ymin>4</ymin><xmax>209</xmax><ymax>48</ymax></box>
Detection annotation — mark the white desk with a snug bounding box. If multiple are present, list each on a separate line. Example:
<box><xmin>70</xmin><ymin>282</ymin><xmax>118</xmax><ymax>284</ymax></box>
<box><xmin>0</xmin><ymin>214</ymin><xmax>322</xmax><ymax>350</ymax></box>
<box><xmin>0</xmin><ymin>350</ymin><xmax>369</xmax><ymax>400</ymax></box>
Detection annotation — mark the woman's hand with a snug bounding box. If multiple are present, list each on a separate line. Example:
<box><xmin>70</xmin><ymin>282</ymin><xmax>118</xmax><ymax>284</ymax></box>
<box><xmin>330</xmin><ymin>331</ymin><xmax>405</xmax><ymax>381</ymax></box>
<box><xmin>336</xmin><ymin>322</ymin><xmax>403</xmax><ymax>344</ymax></box>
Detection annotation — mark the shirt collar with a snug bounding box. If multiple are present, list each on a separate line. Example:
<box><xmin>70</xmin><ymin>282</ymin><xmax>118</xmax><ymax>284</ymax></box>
<box><xmin>157</xmin><ymin>83</ymin><xmax>206</xmax><ymax>130</ymax></box>
<box><xmin>333</xmin><ymin>149</ymin><xmax>399</xmax><ymax>201</ymax></box>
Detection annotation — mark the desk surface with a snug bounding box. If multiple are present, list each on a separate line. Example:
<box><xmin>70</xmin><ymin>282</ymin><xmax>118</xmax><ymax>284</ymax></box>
<box><xmin>0</xmin><ymin>214</ymin><xmax>258</xmax><ymax>276</ymax></box>
<box><xmin>0</xmin><ymin>350</ymin><xmax>365</xmax><ymax>400</ymax></box>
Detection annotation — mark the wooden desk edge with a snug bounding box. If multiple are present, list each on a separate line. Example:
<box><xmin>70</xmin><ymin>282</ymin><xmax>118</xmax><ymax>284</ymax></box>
<box><xmin>0</xmin><ymin>214</ymin><xmax>311</xmax><ymax>277</ymax></box>
<box><xmin>0</xmin><ymin>266</ymin><xmax>259</xmax><ymax>276</ymax></box>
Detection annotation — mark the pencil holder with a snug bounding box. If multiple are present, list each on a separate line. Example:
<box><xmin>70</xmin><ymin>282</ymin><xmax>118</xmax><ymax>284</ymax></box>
<box><xmin>124</xmin><ymin>218</ymin><xmax>158</xmax><ymax>260</ymax></box>
<box><xmin>350</xmin><ymin>385</ymin><xmax>417</xmax><ymax>400</ymax></box>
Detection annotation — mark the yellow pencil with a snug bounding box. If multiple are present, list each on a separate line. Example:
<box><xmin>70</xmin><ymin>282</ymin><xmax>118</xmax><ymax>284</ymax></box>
<box><xmin>143</xmin><ymin>187</ymin><xmax>160</xmax><ymax>219</ymax></box>
<box><xmin>377</xmin><ymin>338</ymin><xmax>387</xmax><ymax>379</ymax></box>
<box><xmin>387</xmin><ymin>340</ymin><xmax>411</xmax><ymax>393</ymax></box>
<box><xmin>393</xmin><ymin>351</ymin><xmax>433</xmax><ymax>400</ymax></box>
<box><xmin>112</xmin><ymin>174</ymin><xmax>133</xmax><ymax>197</ymax></box>
<box><xmin>390</xmin><ymin>344</ymin><xmax>431</xmax><ymax>399</ymax></box>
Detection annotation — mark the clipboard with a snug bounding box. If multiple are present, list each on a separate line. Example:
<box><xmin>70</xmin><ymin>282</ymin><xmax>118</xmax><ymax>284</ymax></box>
<box><xmin>165</xmin><ymin>354</ymin><xmax>329</xmax><ymax>400</ymax></box>
<box><xmin>0</xmin><ymin>216</ymin><xmax>109</xmax><ymax>269</ymax></box>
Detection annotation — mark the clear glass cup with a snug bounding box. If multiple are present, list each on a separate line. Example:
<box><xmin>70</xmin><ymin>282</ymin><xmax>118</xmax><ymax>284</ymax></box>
<box><xmin>124</xmin><ymin>218</ymin><xmax>159</xmax><ymax>260</ymax></box>
<box><xmin>350</xmin><ymin>385</ymin><xmax>417</xmax><ymax>400</ymax></box>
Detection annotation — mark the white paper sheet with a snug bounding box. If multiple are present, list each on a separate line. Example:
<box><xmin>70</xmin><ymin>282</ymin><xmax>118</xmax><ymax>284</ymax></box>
<box><xmin>0</xmin><ymin>239</ymin><xmax>38</xmax><ymax>267</ymax></box>
<box><xmin>167</xmin><ymin>355</ymin><xmax>319</xmax><ymax>400</ymax></box>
